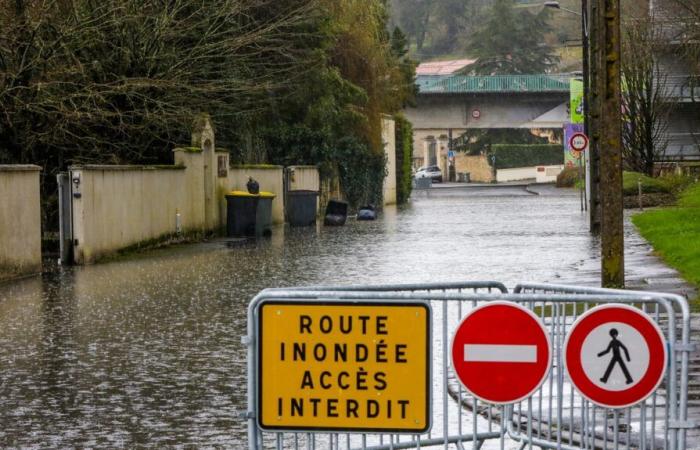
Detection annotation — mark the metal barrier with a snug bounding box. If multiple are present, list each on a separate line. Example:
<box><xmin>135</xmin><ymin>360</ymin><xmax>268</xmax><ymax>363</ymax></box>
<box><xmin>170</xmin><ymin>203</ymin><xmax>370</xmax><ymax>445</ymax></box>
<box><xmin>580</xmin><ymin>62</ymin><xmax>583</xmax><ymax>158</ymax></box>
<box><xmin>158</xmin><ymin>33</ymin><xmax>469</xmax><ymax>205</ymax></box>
<box><xmin>510</xmin><ymin>283</ymin><xmax>694</xmax><ymax>450</ymax></box>
<box><xmin>244</xmin><ymin>282</ymin><xmax>692</xmax><ymax>450</ymax></box>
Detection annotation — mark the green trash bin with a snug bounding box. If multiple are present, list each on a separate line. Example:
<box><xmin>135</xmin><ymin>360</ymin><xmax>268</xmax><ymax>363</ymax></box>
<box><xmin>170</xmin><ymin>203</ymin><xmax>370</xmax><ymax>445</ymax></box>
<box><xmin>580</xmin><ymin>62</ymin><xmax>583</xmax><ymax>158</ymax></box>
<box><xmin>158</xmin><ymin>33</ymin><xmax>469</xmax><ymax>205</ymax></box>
<box><xmin>226</xmin><ymin>191</ymin><xmax>275</xmax><ymax>237</ymax></box>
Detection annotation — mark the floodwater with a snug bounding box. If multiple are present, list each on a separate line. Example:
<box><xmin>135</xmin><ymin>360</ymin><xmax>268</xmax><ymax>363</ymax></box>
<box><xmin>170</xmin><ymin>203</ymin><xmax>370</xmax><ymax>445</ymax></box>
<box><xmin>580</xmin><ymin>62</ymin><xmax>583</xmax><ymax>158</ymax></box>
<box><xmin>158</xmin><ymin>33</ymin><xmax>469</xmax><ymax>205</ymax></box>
<box><xmin>0</xmin><ymin>185</ymin><xmax>609</xmax><ymax>448</ymax></box>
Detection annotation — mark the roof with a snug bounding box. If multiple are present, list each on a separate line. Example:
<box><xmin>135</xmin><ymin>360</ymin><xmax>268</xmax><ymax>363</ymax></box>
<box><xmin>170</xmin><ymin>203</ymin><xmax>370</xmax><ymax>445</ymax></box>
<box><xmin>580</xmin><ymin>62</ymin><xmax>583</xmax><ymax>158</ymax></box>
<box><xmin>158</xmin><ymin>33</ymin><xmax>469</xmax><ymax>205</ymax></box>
<box><xmin>416</xmin><ymin>59</ymin><xmax>476</xmax><ymax>76</ymax></box>
<box><xmin>417</xmin><ymin>74</ymin><xmax>572</xmax><ymax>94</ymax></box>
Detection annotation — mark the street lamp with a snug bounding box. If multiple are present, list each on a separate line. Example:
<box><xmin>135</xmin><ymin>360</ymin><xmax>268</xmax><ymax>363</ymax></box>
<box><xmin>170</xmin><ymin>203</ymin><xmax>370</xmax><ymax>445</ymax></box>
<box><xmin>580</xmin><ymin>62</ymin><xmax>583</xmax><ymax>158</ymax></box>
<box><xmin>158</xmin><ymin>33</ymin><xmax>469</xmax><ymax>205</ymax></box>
<box><xmin>544</xmin><ymin>1</ymin><xmax>582</xmax><ymax>17</ymax></box>
<box><xmin>545</xmin><ymin>0</ymin><xmax>589</xmax><ymax>136</ymax></box>
<box><xmin>546</xmin><ymin>0</ymin><xmax>596</xmax><ymax>226</ymax></box>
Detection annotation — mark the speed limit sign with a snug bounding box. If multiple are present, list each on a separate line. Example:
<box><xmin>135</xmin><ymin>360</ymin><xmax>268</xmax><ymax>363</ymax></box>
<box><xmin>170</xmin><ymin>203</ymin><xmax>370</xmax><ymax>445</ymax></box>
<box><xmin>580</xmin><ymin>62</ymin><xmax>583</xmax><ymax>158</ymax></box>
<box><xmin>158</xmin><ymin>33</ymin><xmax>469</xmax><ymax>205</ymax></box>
<box><xmin>569</xmin><ymin>133</ymin><xmax>589</xmax><ymax>152</ymax></box>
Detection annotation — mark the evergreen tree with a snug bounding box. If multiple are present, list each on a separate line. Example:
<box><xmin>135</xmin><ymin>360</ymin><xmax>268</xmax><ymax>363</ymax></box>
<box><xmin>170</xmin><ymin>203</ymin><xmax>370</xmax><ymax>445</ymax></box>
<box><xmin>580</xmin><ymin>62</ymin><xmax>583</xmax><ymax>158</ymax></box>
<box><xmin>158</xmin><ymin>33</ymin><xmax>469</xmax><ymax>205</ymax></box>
<box><xmin>463</xmin><ymin>0</ymin><xmax>559</xmax><ymax>75</ymax></box>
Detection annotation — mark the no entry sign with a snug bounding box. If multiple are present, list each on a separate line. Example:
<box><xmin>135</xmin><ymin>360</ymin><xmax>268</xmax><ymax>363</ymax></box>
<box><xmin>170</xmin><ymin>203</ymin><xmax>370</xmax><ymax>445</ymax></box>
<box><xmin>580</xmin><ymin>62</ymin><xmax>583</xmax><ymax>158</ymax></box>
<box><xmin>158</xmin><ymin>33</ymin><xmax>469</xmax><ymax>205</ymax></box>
<box><xmin>257</xmin><ymin>301</ymin><xmax>431</xmax><ymax>433</ymax></box>
<box><xmin>450</xmin><ymin>302</ymin><xmax>551</xmax><ymax>404</ymax></box>
<box><xmin>564</xmin><ymin>304</ymin><xmax>667</xmax><ymax>409</ymax></box>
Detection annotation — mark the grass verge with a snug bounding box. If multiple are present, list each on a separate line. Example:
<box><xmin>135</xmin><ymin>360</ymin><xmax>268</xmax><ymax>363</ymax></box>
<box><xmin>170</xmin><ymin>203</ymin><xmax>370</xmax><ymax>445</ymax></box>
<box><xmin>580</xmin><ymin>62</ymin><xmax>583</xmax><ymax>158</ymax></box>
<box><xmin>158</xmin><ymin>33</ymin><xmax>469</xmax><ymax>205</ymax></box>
<box><xmin>632</xmin><ymin>183</ymin><xmax>700</xmax><ymax>302</ymax></box>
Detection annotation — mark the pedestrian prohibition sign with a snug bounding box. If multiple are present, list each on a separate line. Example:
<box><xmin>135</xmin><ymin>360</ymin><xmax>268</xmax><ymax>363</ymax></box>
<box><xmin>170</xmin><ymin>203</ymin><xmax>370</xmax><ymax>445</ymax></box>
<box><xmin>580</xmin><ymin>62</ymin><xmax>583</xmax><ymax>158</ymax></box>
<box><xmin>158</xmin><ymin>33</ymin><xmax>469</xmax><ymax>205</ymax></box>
<box><xmin>450</xmin><ymin>302</ymin><xmax>551</xmax><ymax>404</ymax></box>
<box><xmin>564</xmin><ymin>304</ymin><xmax>667</xmax><ymax>409</ymax></box>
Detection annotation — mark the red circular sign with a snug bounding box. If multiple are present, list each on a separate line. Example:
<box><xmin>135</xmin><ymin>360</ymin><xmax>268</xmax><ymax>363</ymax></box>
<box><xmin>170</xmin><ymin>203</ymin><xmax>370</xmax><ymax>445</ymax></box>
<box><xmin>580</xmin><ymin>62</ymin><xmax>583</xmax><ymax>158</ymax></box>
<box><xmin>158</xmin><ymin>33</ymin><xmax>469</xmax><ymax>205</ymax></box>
<box><xmin>569</xmin><ymin>132</ymin><xmax>589</xmax><ymax>152</ymax></box>
<box><xmin>564</xmin><ymin>304</ymin><xmax>667</xmax><ymax>409</ymax></box>
<box><xmin>472</xmin><ymin>109</ymin><xmax>481</xmax><ymax>119</ymax></box>
<box><xmin>450</xmin><ymin>302</ymin><xmax>551</xmax><ymax>404</ymax></box>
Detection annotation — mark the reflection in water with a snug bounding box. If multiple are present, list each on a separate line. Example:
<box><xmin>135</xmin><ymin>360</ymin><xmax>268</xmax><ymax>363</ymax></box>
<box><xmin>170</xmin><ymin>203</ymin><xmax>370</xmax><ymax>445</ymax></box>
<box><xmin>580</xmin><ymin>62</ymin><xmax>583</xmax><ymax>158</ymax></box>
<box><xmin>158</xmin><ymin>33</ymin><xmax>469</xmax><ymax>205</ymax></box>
<box><xmin>0</xmin><ymin>187</ymin><xmax>598</xmax><ymax>448</ymax></box>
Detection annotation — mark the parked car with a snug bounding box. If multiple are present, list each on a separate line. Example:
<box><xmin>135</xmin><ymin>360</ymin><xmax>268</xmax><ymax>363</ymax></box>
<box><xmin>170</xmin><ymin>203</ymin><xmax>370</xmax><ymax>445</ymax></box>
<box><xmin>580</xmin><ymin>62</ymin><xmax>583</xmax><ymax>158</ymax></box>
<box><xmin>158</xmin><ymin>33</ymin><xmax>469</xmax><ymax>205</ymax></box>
<box><xmin>415</xmin><ymin>165</ymin><xmax>443</xmax><ymax>183</ymax></box>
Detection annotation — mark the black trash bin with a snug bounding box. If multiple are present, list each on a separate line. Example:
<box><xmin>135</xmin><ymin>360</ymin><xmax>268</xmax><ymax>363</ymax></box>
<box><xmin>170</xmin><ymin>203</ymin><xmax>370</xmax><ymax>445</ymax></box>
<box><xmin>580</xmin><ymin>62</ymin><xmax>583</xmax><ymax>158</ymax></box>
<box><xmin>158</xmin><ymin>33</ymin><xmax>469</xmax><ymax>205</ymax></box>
<box><xmin>255</xmin><ymin>192</ymin><xmax>275</xmax><ymax>236</ymax></box>
<box><xmin>324</xmin><ymin>199</ymin><xmax>348</xmax><ymax>226</ymax></box>
<box><xmin>287</xmin><ymin>190</ymin><xmax>318</xmax><ymax>227</ymax></box>
<box><xmin>226</xmin><ymin>191</ymin><xmax>275</xmax><ymax>237</ymax></box>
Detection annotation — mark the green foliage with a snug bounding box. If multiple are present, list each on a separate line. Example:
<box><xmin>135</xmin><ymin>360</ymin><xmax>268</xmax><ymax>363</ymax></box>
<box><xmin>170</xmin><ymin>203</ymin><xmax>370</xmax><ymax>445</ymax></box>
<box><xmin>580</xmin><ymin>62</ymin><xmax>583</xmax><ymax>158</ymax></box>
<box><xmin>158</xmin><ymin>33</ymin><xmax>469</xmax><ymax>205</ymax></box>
<box><xmin>463</xmin><ymin>0</ymin><xmax>559</xmax><ymax>75</ymax></box>
<box><xmin>632</xmin><ymin>182</ymin><xmax>700</xmax><ymax>296</ymax></box>
<box><xmin>622</xmin><ymin>171</ymin><xmax>696</xmax><ymax>196</ymax></box>
<box><xmin>394</xmin><ymin>114</ymin><xmax>414</xmax><ymax>204</ymax></box>
<box><xmin>488</xmin><ymin>144</ymin><xmax>564</xmax><ymax>169</ymax></box>
<box><xmin>623</xmin><ymin>171</ymin><xmax>671</xmax><ymax>195</ymax></box>
<box><xmin>335</xmin><ymin>137</ymin><xmax>387</xmax><ymax>208</ymax></box>
<box><xmin>454</xmin><ymin>128</ymin><xmax>553</xmax><ymax>154</ymax></box>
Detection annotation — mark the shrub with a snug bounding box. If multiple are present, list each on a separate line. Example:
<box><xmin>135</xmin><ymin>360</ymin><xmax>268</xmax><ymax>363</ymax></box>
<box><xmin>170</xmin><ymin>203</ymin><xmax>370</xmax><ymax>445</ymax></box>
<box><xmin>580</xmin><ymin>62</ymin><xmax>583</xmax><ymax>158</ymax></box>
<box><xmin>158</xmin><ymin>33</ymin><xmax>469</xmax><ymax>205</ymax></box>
<box><xmin>556</xmin><ymin>166</ymin><xmax>583</xmax><ymax>187</ymax></box>
<box><xmin>489</xmin><ymin>144</ymin><xmax>564</xmax><ymax>169</ymax></box>
<box><xmin>394</xmin><ymin>114</ymin><xmax>413</xmax><ymax>204</ymax></box>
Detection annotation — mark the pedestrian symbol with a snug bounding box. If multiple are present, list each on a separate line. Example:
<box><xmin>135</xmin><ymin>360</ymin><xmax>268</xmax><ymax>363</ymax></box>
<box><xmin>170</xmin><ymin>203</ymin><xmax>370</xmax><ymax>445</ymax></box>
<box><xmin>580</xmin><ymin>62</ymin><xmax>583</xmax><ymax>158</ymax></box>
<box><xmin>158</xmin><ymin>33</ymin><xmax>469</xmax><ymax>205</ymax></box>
<box><xmin>597</xmin><ymin>328</ymin><xmax>633</xmax><ymax>385</ymax></box>
<box><xmin>564</xmin><ymin>304</ymin><xmax>667</xmax><ymax>409</ymax></box>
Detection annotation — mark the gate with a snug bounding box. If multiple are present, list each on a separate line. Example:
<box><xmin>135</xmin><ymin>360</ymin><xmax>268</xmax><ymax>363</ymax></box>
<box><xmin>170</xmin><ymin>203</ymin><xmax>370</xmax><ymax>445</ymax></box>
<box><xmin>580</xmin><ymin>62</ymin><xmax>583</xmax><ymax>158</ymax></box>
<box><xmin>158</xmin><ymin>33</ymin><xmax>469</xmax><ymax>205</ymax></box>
<box><xmin>57</xmin><ymin>172</ymin><xmax>73</xmax><ymax>265</ymax></box>
<box><xmin>244</xmin><ymin>282</ymin><xmax>693</xmax><ymax>450</ymax></box>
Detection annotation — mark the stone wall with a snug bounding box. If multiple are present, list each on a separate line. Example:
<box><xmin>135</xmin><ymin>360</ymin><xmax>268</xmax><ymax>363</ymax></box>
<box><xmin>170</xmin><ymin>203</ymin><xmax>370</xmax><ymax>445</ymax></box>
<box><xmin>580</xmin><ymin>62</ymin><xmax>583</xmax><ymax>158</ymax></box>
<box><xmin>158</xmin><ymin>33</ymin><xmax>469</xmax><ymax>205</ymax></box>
<box><xmin>0</xmin><ymin>165</ymin><xmax>42</xmax><ymax>280</ymax></box>
<box><xmin>454</xmin><ymin>154</ymin><xmax>494</xmax><ymax>183</ymax></box>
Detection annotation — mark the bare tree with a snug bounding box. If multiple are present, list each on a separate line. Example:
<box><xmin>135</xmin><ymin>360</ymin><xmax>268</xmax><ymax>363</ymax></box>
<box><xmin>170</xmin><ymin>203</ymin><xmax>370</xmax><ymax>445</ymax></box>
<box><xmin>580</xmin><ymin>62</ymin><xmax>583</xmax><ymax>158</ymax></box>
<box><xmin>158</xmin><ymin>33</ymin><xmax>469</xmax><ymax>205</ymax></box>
<box><xmin>0</xmin><ymin>0</ymin><xmax>322</xmax><ymax>166</ymax></box>
<box><xmin>621</xmin><ymin>16</ymin><xmax>673</xmax><ymax>175</ymax></box>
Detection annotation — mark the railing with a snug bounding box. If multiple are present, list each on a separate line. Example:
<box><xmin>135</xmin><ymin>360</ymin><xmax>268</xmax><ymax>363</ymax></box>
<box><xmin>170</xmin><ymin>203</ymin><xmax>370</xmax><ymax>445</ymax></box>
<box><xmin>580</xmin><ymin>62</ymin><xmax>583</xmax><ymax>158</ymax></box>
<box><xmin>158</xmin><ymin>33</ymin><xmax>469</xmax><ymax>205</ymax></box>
<box><xmin>660</xmin><ymin>75</ymin><xmax>699</xmax><ymax>102</ymax></box>
<box><xmin>417</xmin><ymin>74</ymin><xmax>572</xmax><ymax>94</ymax></box>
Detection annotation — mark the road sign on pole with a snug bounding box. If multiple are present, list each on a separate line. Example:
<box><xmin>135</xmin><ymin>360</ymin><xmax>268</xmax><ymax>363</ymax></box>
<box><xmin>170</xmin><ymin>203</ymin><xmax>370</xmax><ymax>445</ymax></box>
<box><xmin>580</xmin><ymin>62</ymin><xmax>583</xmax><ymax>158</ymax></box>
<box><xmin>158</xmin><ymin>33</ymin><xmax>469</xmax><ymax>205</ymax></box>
<box><xmin>450</xmin><ymin>302</ymin><xmax>551</xmax><ymax>404</ymax></box>
<box><xmin>564</xmin><ymin>304</ymin><xmax>667</xmax><ymax>409</ymax></box>
<box><xmin>569</xmin><ymin>132</ymin><xmax>589</xmax><ymax>152</ymax></box>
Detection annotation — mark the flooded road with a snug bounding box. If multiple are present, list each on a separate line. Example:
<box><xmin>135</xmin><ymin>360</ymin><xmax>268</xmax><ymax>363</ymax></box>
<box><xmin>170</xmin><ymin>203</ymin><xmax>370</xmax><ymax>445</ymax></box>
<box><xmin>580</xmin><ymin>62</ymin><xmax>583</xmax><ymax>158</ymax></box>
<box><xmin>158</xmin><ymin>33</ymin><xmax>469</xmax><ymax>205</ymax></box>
<box><xmin>0</xmin><ymin>185</ymin><xmax>605</xmax><ymax>448</ymax></box>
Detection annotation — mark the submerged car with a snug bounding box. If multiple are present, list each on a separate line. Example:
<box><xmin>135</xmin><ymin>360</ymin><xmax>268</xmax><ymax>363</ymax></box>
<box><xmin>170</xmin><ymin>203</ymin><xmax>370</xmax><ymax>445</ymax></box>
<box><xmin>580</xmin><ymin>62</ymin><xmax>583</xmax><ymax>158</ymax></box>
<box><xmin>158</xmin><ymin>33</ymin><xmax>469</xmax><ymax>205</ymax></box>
<box><xmin>415</xmin><ymin>165</ymin><xmax>443</xmax><ymax>183</ymax></box>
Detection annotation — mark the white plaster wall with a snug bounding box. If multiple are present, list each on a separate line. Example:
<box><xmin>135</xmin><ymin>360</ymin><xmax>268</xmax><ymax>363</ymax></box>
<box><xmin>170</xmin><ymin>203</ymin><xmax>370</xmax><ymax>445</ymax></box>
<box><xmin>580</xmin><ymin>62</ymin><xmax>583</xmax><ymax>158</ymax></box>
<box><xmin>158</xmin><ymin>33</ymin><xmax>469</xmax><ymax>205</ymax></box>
<box><xmin>535</xmin><ymin>165</ymin><xmax>564</xmax><ymax>183</ymax></box>
<box><xmin>0</xmin><ymin>166</ymin><xmax>42</xmax><ymax>279</ymax></box>
<box><xmin>227</xmin><ymin>167</ymin><xmax>284</xmax><ymax>224</ymax></box>
<box><xmin>382</xmin><ymin>117</ymin><xmax>397</xmax><ymax>205</ymax></box>
<box><xmin>288</xmin><ymin>166</ymin><xmax>319</xmax><ymax>191</ymax></box>
<box><xmin>496</xmin><ymin>167</ymin><xmax>537</xmax><ymax>182</ymax></box>
<box><xmin>70</xmin><ymin>166</ymin><xmax>192</xmax><ymax>264</ymax></box>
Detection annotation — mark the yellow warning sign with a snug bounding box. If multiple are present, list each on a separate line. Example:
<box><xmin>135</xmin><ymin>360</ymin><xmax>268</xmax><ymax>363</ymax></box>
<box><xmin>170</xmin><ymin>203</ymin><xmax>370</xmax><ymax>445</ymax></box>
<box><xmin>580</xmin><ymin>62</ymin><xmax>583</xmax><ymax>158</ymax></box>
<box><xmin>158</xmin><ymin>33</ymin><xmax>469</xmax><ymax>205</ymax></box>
<box><xmin>257</xmin><ymin>301</ymin><xmax>431</xmax><ymax>432</ymax></box>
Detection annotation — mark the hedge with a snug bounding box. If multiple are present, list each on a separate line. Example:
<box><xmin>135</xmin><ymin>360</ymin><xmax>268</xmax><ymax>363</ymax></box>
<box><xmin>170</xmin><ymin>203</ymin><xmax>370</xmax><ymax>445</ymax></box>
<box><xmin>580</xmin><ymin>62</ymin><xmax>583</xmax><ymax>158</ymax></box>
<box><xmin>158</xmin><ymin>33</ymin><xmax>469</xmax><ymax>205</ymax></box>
<box><xmin>488</xmin><ymin>144</ymin><xmax>564</xmax><ymax>170</ymax></box>
<box><xmin>394</xmin><ymin>114</ymin><xmax>414</xmax><ymax>204</ymax></box>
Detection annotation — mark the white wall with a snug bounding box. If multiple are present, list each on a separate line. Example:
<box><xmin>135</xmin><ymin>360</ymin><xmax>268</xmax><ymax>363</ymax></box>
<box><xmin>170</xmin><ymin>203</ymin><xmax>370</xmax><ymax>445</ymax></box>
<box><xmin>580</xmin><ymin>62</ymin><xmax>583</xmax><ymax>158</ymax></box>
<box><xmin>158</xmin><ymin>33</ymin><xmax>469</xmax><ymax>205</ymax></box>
<box><xmin>496</xmin><ymin>167</ymin><xmax>537</xmax><ymax>182</ymax></box>
<box><xmin>535</xmin><ymin>165</ymin><xmax>564</xmax><ymax>183</ymax></box>
<box><xmin>0</xmin><ymin>165</ymin><xmax>42</xmax><ymax>280</ymax></box>
<box><xmin>288</xmin><ymin>166</ymin><xmax>319</xmax><ymax>191</ymax></box>
<box><xmin>70</xmin><ymin>165</ymin><xmax>195</xmax><ymax>264</ymax></box>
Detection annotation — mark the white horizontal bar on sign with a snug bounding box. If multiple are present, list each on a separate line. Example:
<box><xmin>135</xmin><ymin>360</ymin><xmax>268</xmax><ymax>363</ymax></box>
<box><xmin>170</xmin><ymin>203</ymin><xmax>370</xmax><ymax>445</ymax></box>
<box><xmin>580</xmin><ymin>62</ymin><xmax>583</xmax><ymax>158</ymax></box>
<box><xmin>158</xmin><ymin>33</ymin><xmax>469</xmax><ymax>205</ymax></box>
<box><xmin>463</xmin><ymin>344</ymin><xmax>537</xmax><ymax>363</ymax></box>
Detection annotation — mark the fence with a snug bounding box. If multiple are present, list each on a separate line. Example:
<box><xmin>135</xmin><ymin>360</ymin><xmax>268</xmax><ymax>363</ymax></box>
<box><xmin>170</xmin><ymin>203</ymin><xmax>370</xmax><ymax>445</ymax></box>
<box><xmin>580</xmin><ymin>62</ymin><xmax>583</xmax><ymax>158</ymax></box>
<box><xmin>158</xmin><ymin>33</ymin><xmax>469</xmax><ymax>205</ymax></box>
<box><xmin>244</xmin><ymin>282</ymin><xmax>693</xmax><ymax>450</ymax></box>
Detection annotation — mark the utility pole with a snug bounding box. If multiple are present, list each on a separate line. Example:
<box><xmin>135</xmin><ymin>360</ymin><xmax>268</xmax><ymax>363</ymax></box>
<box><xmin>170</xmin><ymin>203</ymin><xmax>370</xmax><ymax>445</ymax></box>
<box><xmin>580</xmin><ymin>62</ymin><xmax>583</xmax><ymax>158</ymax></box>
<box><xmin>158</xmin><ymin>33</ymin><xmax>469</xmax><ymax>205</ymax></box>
<box><xmin>587</xmin><ymin>0</ymin><xmax>601</xmax><ymax>234</ymax></box>
<box><xmin>597</xmin><ymin>0</ymin><xmax>625</xmax><ymax>287</ymax></box>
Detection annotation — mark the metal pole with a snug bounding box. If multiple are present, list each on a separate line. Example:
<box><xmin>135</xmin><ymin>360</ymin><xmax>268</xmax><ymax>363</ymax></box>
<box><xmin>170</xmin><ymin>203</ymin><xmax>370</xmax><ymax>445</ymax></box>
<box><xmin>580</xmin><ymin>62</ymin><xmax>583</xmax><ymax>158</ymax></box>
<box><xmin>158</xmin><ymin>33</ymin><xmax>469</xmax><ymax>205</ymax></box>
<box><xmin>599</xmin><ymin>0</ymin><xmax>625</xmax><ymax>288</ymax></box>
<box><xmin>586</xmin><ymin>0</ymin><xmax>601</xmax><ymax>233</ymax></box>
<box><xmin>581</xmin><ymin>0</ymin><xmax>592</xmax><ymax>216</ymax></box>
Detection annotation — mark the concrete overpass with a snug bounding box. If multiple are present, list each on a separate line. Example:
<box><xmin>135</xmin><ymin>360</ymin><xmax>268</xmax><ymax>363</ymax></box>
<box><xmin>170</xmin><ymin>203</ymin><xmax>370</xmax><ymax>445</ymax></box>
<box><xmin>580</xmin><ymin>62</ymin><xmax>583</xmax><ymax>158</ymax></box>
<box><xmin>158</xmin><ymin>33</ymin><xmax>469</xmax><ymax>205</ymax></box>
<box><xmin>403</xmin><ymin>74</ymin><xmax>572</xmax><ymax>173</ymax></box>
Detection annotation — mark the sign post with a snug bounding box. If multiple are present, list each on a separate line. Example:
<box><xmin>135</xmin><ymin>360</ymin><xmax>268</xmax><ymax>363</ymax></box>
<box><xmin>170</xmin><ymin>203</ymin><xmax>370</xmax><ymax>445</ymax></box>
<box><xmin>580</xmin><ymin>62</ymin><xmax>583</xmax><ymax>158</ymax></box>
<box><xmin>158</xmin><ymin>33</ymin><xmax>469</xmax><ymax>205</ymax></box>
<box><xmin>564</xmin><ymin>304</ymin><xmax>667</xmax><ymax>408</ymax></box>
<box><xmin>450</xmin><ymin>302</ymin><xmax>551</xmax><ymax>404</ymax></box>
<box><xmin>257</xmin><ymin>300</ymin><xmax>431</xmax><ymax>432</ymax></box>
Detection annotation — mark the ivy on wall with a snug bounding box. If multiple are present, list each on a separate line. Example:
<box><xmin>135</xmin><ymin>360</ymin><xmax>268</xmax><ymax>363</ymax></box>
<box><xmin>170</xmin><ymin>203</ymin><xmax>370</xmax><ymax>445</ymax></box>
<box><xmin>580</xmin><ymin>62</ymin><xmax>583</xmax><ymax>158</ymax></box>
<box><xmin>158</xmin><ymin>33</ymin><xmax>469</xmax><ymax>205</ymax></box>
<box><xmin>335</xmin><ymin>137</ymin><xmax>387</xmax><ymax>208</ymax></box>
<box><xmin>394</xmin><ymin>114</ymin><xmax>414</xmax><ymax>205</ymax></box>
